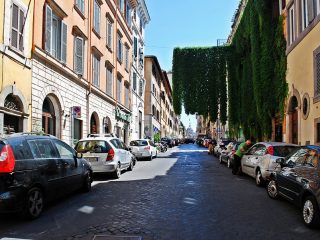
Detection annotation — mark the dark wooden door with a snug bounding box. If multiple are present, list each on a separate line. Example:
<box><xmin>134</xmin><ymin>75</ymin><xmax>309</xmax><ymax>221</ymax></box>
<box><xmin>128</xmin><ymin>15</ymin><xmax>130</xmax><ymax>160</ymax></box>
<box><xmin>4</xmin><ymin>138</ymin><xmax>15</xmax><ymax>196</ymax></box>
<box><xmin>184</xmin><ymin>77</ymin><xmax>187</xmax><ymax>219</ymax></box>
<box><xmin>292</xmin><ymin>110</ymin><xmax>298</xmax><ymax>144</ymax></box>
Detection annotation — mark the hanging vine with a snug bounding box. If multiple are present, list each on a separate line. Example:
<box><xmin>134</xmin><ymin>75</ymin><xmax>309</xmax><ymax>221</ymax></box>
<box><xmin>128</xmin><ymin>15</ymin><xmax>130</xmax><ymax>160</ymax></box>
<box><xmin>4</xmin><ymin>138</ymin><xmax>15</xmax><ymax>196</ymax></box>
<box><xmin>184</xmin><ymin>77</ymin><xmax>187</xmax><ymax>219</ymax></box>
<box><xmin>172</xmin><ymin>0</ymin><xmax>288</xmax><ymax>141</ymax></box>
<box><xmin>172</xmin><ymin>47</ymin><xmax>229</xmax><ymax>123</ymax></box>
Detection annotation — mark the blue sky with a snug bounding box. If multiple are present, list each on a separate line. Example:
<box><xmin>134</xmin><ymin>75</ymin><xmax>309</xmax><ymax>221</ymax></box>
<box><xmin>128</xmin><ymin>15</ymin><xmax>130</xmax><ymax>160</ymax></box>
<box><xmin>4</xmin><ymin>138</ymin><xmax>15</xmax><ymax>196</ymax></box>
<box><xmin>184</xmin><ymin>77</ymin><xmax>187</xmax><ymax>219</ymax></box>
<box><xmin>144</xmin><ymin>0</ymin><xmax>239</xmax><ymax>131</ymax></box>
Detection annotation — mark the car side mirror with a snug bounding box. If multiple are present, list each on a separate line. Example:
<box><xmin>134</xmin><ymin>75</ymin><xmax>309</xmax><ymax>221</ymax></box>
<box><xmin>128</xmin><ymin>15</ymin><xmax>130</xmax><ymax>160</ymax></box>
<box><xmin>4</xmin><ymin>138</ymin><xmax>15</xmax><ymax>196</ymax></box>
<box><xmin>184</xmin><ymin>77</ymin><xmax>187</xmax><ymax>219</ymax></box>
<box><xmin>76</xmin><ymin>152</ymin><xmax>83</xmax><ymax>158</ymax></box>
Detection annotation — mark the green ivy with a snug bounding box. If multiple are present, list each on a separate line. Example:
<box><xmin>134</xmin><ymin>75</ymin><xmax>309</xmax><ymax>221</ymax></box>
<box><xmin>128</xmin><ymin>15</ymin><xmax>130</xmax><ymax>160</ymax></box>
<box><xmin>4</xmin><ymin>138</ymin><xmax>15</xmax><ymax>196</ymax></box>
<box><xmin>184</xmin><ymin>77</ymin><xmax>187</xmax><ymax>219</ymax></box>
<box><xmin>172</xmin><ymin>0</ymin><xmax>287</xmax><ymax>141</ymax></box>
<box><xmin>172</xmin><ymin>47</ymin><xmax>228</xmax><ymax>123</ymax></box>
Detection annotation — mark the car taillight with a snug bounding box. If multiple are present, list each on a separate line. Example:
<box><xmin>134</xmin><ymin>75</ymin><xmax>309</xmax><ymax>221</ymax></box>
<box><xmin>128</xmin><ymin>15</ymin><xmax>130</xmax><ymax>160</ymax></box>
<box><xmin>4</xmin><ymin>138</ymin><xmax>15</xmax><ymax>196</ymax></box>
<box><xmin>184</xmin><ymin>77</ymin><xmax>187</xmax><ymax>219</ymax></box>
<box><xmin>144</xmin><ymin>146</ymin><xmax>150</xmax><ymax>150</ymax></box>
<box><xmin>106</xmin><ymin>148</ymin><xmax>115</xmax><ymax>161</ymax></box>
<box><xmin>0</xmin><ymin>145</ymin><xmax>15</xmax><ymax>173</ymax></box>
<box><xmin>267</xmin><ymin>146</ymin><xmax>274</xmax><ymax>155</ymax></box>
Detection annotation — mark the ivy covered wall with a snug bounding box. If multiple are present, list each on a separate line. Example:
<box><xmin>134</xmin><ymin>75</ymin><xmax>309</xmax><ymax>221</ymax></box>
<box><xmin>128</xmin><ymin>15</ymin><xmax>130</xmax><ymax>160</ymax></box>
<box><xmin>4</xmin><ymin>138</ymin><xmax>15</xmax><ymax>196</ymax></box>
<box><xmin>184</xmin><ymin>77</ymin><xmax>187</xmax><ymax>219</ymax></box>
<box><xmin>228</xmin><ymin>0</ymin><xmax>287</xmax><ymax>140</ymax></box>
<box><xmin>172</xmin><ymin>0</ymin><xmax>287</xmax><ymax>141</ymax></box>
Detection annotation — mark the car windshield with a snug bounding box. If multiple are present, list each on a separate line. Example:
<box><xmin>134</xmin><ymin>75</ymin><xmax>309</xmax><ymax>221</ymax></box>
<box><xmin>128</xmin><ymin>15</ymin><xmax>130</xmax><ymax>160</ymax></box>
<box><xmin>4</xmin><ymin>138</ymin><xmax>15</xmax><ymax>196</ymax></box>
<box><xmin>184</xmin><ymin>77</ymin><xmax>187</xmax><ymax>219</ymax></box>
<box><xmin>273</xmin><ymin>146</ymin><xmax>298</xmax><ymax>157</ymax></box>
<box><xmin>75</xmin><ymin>140</ymin><xmax>110</xmax><ymax>153</ymax></box>
<box><xmin>285</xmin><ymin>147</ymin><xmax>308</xmax><ymax>165</ymax></box>
<box><xmin>130</xmin><ymin>140</ymin><xmax>148</xmax><ymax>146</ymax></box>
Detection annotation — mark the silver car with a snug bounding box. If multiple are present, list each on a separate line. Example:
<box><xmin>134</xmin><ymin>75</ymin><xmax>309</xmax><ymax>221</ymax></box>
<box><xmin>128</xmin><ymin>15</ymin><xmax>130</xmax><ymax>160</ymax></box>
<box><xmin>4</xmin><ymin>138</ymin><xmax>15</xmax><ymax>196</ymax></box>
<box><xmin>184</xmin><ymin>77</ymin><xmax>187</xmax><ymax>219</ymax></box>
<box><xmin>129</xmin><ymin>139</ymin><xmax>158</xmax><ymax>160</ymax></box>
<box><xmin>241</xmin><ymin>142</ymin><xmax>298</xmax><ymax>186</ymax></box>
<box><xmin>75</xmin><ymin>136</ymin><xmax>135</xmax><ymax>179</ymax></box>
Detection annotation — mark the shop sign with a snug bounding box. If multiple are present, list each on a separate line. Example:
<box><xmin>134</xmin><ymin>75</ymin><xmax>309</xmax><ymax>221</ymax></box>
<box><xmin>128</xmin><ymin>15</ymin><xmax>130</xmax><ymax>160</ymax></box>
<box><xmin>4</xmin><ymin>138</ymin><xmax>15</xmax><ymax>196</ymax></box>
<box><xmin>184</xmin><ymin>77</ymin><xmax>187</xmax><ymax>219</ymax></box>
<box><xmin>115</xmin><ymin>107</ymin><xmax>131</xmax><ymax>122</ymax></box>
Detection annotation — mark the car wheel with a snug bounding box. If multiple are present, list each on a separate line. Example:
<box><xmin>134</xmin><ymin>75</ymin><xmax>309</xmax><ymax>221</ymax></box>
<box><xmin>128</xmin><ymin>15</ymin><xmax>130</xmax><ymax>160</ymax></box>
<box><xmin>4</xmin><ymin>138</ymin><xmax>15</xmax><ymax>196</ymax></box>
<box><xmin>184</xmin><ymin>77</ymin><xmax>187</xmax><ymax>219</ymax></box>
<box><xmin>128</xmin><ymin>160</ymin><xmax>134</xmax><ymax>171</ymax></box>
<box><xmin>267</xmin><ymin>180</ymin><xmax>279</xmax><ymax>199</ymax></box>
<box><xmin>227</xmin><ymin>159</ymin><xmax>231</xmax><ymax>168</ymax></box>
<box><xmin>113</xmin><ymin>163</ymin><xmax>121</xmax><ymax>179</ymax></box>
<box><xmin>302</xmin><ymin>196</ymin><xmax>320</xmax><ymax>228</ymax></box>
<box><xmin>82</xmin><ymin>172</ymin><xmax>92</xmax><ymax>192</ymax></box>
<box><xmin>149</xmin><ymin>154</ymin><xmax>153</xmax><ymax>161</ymax></box>
<box><xmin>219</xmin><ymin>155</ymin><xmax>223</xmax><ymax>164</ymax></box>
<box><xmin>255</xmin><ymin>169</ymin><xmax>264</xmax><ymax>187</ymax></box>
<box><xmin>22</xmin><ymin>187</ymin><xmax>44</xmax><ymax>219</ymax></box>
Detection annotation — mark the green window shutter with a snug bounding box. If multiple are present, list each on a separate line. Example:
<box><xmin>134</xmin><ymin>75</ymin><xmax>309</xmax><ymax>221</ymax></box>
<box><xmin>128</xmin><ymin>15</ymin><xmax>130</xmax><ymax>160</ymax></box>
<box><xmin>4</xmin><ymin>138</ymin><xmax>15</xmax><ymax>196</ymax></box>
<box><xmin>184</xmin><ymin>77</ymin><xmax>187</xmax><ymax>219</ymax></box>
<box><xmin>61</xmin><ymin>21</ymin><xmax>67</xmax><ymax>63</ymax></box>
<box><xmin>45</xmin><ymin>5</ymin><xmax>52</xmax><ymax>52</ymax></box>
<box><xmin>134</xmin><ymin>37</ymin><xmax>137</xmax><ymax>58</ymax></box>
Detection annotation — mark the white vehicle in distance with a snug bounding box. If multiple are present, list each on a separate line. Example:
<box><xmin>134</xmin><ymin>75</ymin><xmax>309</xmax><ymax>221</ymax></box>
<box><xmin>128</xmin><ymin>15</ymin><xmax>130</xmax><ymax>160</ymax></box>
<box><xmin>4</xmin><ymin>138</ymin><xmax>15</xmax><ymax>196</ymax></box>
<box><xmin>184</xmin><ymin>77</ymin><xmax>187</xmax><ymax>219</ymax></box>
<box><xmin>129</xmin><ymin>139</ymin><xmax>158</xmax><ymax>160</ymax></box>
<box><xmin>75</xmin><ymin>136</ymin><xmax>135</xmax><ymax>179</ymax></box>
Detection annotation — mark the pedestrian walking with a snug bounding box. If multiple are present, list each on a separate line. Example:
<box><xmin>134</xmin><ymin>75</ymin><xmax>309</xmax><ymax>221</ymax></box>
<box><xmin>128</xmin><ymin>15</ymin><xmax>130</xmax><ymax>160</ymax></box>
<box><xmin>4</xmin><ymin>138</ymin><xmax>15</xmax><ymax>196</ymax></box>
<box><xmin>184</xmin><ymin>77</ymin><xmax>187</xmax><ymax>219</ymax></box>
<box><xmin>232</xmin><ymin>139</ymin><xmax>251</xmax><ymax>175</ymax></box>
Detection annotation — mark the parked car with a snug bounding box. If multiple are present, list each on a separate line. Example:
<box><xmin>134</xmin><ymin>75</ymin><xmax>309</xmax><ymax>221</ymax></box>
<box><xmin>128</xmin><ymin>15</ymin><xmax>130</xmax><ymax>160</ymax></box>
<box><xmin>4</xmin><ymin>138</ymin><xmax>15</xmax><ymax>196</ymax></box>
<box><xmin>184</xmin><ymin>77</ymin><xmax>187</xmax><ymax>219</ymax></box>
<box><xmin>161</xmin><ymin>137</ymin><xmax>174</xmax><ymax>148</ymax></box>
<box><xmin>267</xmin><ymin>146</ymin><xmax>320</xmax><ymax>228</ymax></box>
<box><xmin>129</xmin><ymin>139</ymin><xmax>158</xmax><ymax>160</ymax></box>
<box><xmin>203</xmin><ymin>138</ymin><xmax>212</xmax><ymax>148</ymax></box>
<box><xmin>0</xmin><ymin>133</ymin><xmax>92</xmax><ymax>219</ymax></box>
<box><xmin>241</xmin><ymin>142</ymin><xmax>298</xmax><ymax>186</ymax></box>
<box><xmin>75</xmin><ymin>136</ymin><xmax>135</xmax><ymax>179</ymax></box>
<box><xmin>226</xmin><ymin>142</ymin><xmax>242</xmax><ymax>168</ymax></box>
<box><xmin>214</xmin><ymin>139</ymin><xmax>233</xmax><ymax>158</ymax></box>
<box><xmin>219</xmin><ymin>142</ymin><xmax>240</xmax><ymax>167</ymax></box>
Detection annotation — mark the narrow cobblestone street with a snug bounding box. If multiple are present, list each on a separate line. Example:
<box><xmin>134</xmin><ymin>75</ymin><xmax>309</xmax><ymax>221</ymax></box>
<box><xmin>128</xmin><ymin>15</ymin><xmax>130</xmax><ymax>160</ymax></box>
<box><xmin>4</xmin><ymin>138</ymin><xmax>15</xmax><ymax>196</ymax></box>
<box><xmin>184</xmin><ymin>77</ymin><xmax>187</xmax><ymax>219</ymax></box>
<box><xmin>1</xmin><ymin>144</ymin><xmax>320</xmax><ymax>240</ymax></box>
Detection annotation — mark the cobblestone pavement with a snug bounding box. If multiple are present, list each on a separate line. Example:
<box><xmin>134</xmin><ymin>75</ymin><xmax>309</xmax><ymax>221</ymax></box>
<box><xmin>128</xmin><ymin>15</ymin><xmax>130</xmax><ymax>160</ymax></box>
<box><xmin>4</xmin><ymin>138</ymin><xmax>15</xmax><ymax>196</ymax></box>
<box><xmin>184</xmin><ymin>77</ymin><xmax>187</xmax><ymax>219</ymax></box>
<box><xmin>1</xmin><ymin>144</ymin><xmax>320</xmax><ymax>240</ymax></box>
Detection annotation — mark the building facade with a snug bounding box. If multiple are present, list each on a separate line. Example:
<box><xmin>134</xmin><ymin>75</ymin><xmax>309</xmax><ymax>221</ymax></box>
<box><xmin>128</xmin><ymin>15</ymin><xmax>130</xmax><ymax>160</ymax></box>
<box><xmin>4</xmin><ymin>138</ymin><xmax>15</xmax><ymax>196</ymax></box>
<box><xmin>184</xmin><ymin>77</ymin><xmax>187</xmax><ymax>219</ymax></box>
<box><xmin>160</xmin><ymin>71</ymin><xmax>172</xmax><ymax>138</ymax></box>
<box><xmin>130</xmin><ymin>0</ymin><xmax>150</xmax><ymax>140</ymax></box>
<box><xmin>144</xmin><ymin>56</ymin><xmax>162</xmax><ymax>140</ymax></box>
<box><xmin>32</xmin><ymin>0</ymin><xmax>137</xmax><ymax>146</ymax></box>
<box><xmin>0</xmin><ymin>0</ymin><xmax>34</xmax><ymax>136</ymax></box>
<box><xmin>284</xmin><ymin>0</ymin><xmax>320</xmax><ymax>145</ymax></box>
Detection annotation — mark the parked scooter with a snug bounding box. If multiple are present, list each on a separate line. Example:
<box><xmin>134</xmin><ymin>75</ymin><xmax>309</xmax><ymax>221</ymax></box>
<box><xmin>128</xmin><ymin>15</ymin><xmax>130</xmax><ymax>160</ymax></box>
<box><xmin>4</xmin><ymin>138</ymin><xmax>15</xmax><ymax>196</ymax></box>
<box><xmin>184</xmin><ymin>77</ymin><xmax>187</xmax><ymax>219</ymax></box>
<box><xmin>155</xmin><ymin>141</ymin><xmax>167</xmax><ymax>152</ymax></box>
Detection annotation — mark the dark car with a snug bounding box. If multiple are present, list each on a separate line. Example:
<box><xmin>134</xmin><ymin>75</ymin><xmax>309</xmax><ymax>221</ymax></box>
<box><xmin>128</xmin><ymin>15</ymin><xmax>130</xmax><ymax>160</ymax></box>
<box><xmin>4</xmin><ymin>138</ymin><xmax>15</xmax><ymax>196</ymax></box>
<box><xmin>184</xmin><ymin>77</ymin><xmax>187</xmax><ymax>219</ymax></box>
<box><xmin>0</xmin><ymin>133</ymin><xmax>92</xmax><ymax>219</ymax></box>
<box><xmin>267</xmin><ymin>146</ymin><xmax>320</xmax><ymax>228</ymax></box>
<box><xmin>161</xmin><ymin>137</ymin><xmax>174</xmax><ymax>148</ymax></box>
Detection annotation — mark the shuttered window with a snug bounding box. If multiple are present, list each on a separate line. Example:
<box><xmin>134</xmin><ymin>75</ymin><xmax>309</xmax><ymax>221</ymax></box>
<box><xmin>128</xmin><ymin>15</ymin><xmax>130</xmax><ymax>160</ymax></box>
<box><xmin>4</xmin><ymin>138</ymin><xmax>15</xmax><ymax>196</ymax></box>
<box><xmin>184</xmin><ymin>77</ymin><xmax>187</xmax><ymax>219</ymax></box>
<box><xmin>117</xmin><ymin>77</ymin><xmax>122</xmax><ymax>103</ymax></box>
<box><xmin>133</xmin><ymin>72</ymin><xmax>137</xmax><ymax>91</ymax></box>
<box><xmin>106</xmin><ymin>18</ymin><xmax>113</xmax><ymax>49</ymax></box>
<box><xmin>125</xmin><ymin>3</ymin><xmax>131</xmax><ymax>26</ymax></box>
<box><xmin>76</xmin><ymin>0</ymin><xmax>85</xmax><ymax>14</ymax></box>
<box><xmin>125</xmin><ymin>45</ymin><xmax>129</xmax><ymax>70</ymax></box>
<box><xmin>117</xmin><ymin>34</ymin><xmax>123</xmax><ymax>63</ymax></box>
<box><xmin>93</xmin><ymin>54</ymin><xmax>100</xmax><ymax>87</ymax></box>
<box><xmin>316</xmin><ymin>52</ymin><xmax>320</xmax><ymax>97</ymax></box>
<box><xmin>10</xmin><ymin>4</ymin><xmax>25</xmax><ymax>52</ymax></box>
<box><xmin>106</xmin><ymin>67</ymin><xmax>113</xmax><ymax>96</ymax></box>
<box><xmin>45</xmin><ymin>5</ymin><xmax>67</xmax><ymax>63</ymax></box>
<box><xmin>139</xmin><ymin>79</ymin><xmax>143</xmax><ymax>97</ymax></box>
<box><xmin>133</xmin><ymin>37</ymin><xmax>137</xmax><ymax>58</ymax></box>
<box><xmin>74</xmin><ymin>36</ymin><xmax>84</xmax><ymax>75</ymax></box>
<box><xmin>93</xmin><ymin>0</ymin><xmax>100</xmax><ymax>34</ymax></box>
<box><xmin>125</xmin><ymin>85</ymin><xmax>129</xmax><ymax>108</ymax></box>
<box><xmin>61</xmin><ymin>22</ymin><xmax>67</xmax><ymax>63</ymax></box>
<box><xmin>119</xmin><ymin>0</ymin><xmax>124</xmax><ymax>13</ymax></box>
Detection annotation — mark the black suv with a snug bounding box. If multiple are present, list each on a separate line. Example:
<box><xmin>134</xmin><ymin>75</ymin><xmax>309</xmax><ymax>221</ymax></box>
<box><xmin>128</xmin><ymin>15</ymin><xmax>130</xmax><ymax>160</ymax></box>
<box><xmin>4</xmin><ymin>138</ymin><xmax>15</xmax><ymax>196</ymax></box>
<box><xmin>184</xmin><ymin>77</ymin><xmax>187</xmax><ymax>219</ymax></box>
<box><xmin>0</xmin><ymin>133</ymin><xmax>92</xmax><ymax>219</ymax></box>
<box><xmin>267</xmin><ymin>146</ymin><xmax>320</xmax><ymax>228</ymax></box>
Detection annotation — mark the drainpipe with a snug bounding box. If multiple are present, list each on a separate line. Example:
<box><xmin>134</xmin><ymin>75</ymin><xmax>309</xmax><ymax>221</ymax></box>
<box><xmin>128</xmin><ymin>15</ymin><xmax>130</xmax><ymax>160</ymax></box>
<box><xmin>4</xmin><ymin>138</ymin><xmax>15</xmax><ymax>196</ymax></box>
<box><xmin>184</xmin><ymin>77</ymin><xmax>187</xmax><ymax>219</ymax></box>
<box><xmin>114</xmin><ymin>4</ymin><xmax>118</xmax><ymax>135</ymax></box>
<box><xmin>86</xmin><ymin>0</ymin><xmax>93</xmax><ymax>135</ymax></box>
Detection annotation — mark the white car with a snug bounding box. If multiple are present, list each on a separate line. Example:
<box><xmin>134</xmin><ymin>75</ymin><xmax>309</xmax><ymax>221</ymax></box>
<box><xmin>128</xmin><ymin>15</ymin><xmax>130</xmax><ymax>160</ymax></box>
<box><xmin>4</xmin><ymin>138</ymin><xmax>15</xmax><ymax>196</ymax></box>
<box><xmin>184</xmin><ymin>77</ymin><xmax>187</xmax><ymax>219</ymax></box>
<box><xmin>129</xmin><ymin>139</ymin><xmax>158</xmax><ymax>160</ymax></box>
<box><xmin>75</xmin><ymin>136</ymin><xmax>135</xmax><ymax>179</ymax></box>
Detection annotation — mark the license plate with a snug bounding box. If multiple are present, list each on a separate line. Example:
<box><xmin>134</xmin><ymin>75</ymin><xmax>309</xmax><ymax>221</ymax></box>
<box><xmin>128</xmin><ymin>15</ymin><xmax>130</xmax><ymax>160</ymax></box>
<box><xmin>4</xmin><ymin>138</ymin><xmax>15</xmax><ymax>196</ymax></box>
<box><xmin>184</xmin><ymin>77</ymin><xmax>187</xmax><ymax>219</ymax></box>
<box><xmin>86</xmin><ymin>157</ymin><xmax>98</xmax><ymax>162</ymax></box>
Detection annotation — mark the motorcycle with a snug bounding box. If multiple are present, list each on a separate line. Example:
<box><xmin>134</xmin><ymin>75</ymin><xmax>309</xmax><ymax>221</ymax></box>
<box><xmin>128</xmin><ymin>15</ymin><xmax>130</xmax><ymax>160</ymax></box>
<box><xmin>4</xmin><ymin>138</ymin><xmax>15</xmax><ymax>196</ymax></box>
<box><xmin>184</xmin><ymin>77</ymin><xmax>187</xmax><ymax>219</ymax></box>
<box><xmin>155</xmin><ymin>142</ymin><xmax>167</xmax><ymax>153</ymax></box>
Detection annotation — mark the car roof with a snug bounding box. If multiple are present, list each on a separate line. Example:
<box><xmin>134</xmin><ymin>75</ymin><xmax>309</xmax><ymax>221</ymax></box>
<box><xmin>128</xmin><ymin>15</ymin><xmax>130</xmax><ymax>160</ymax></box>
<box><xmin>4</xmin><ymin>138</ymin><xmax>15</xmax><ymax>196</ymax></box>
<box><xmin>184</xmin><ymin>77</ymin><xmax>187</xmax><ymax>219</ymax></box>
<box><xmin>78</xmin><ymin>137</ymin><xmax>118</xmax><ymax>142</ymax></box>
<box><xmin>131</xmin><ymin>139</ymin><xmax>150</xmax><ymax>141</ymax></box>
<box><xmin>304</xmin><ymin>145</ymin><xmax>320</xmax><ymax>151</ymax></box>
<box><xmin>254</xmin><ymin>142</ymin><xmax>299</xmax><ymax>147</ymax></box>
